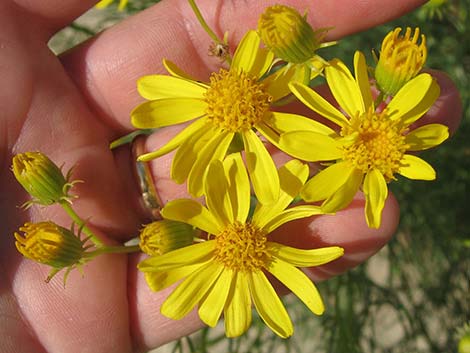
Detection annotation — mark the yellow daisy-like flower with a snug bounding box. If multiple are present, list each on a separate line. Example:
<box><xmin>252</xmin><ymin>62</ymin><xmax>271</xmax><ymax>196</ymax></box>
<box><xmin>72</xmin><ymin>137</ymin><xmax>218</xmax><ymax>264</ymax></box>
<box><xmin>138</xmin><ymin>154</ymin><xmax>344</xmax><ymax>338</ymax></box>
<box><xmin>95</xmin><ymin>0</ymin><xmax>128</xmax><ymax>11</ymax></box>
<box><xmin>280</xmin><ymin>51</ymin><xmax>449</xmax><ymax>228</ymax></box>
<box><xmin>131</xmin><ymin>30</ymin><xmax>331</xmax><ymax>204</ymax></box>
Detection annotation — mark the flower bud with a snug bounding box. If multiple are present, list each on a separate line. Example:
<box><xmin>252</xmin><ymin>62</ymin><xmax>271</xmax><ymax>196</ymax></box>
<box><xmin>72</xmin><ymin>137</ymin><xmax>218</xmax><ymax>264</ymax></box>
<box><xmin>258</xmin><ymin>5</ymin><xmax>329</xmax><ymax>65</ymax></box>
<box><xmin>12</xmin><ymin>152</ymin><xmax>70</xmax><ymax>206</ymax></box>
<box><xmin>375</xmin><ymin>27</ymin><xmax>427</xmax><ymax>96</ymax></box>
<box><xmin>15</xmin><ymin>221</ymin><xmax>85</xmax><ymax>269</ymax></box>
<box><xmin>139</xmin><ymin>220</ymin><xmax>197</xmax><ymax>256</ymax></box>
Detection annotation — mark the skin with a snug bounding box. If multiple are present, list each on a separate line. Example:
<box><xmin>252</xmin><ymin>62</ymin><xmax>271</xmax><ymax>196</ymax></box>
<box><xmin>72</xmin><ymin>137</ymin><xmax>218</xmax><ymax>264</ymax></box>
<box><xmin>0</xmin><ymin>0</ymin><xmax>462</xmax><ymax>352</ymax></box>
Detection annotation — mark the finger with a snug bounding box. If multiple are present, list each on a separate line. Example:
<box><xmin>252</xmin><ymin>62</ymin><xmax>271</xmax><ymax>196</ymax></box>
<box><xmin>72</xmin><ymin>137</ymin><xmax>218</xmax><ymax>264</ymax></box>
<box><xmin>61</xmin><ymin>0</ymin><xmax>426</xmax><ymax>130</ymax></box>
<box><xmin>10</xmin><ymin>0</ymin><xmax>98</xmax><ymax>36</ymax></box>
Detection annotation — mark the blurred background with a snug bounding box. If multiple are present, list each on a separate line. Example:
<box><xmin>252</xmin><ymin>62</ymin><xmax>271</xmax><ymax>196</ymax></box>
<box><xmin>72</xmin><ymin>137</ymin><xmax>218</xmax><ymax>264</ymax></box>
<box><xmin>49</xmin><ymin>1</ymin><xmax>469</xmax><ymax>352</ymax></box>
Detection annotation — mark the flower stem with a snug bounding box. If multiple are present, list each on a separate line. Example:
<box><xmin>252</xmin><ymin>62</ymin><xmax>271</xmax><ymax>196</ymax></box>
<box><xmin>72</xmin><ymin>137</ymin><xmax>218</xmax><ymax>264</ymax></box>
<box><xmin>83</xmin><ymin>245</ymin><xmax>141</xmax><ymax>259</ymax></box>
<box><xmin>187</xmin><ymin>0</ymin><xmax>220</xmax><ymax>44</ymax></box>
<box><xmin>374</xmin><ymin>91</ymin><xmax>385</xmax><ymax>107</ymax></box>
<box><xmin>59</xmin><ymin>201</ymin><xmax>104</xmax><ymax>246</ymax></box>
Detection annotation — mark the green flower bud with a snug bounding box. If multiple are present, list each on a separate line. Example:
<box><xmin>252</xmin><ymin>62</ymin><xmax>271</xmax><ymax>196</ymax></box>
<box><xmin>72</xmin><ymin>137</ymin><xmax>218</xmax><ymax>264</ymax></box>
<box><xmin>15</xmin><ymin>221</ymin><xmax>85</xmax><ymax>270</ymax></box>
<box><xmin>12</xmin><ymin>152</ymin><xmax>71</xmax><ymax>206</ymax></box>
<box><xmin>139</xmin><ymin>220</ymin><xmax>197</xmax><ymax>256</ymax></box>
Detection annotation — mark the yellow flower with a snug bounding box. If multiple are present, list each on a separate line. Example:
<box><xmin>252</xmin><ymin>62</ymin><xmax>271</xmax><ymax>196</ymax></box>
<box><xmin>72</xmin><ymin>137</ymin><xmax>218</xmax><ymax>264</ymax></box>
<box><xmin>138</xmin><ymin>154</ymin><xmax>343</xmax><ymax>338</ymax></box>
<box><xmin>139</xmin><ymin>220</ymin><xmax>197</xmax><ymax>256</ymax></box>
<box><xmin>12</xmin><ymin>152</ymin><xmax>75</xmax><ymax>207</ymax></box>
<box><xmin>95</xmin><ymin>0</ymin><xmax>128</xmax><ymax>11</ymax></box>
<box><xmin>280</xmin><ymin>51</ymin><xmax>449</xmax><ymax>228</ymax></box>
<box><xmin>375</xmin><ymin>27</ymin><xmax>427</xmax><ymax>96</ymax></box>
<box><xmin>14</xmin><ymin>221</ymin><xmax>87</xmax><ymax>282</ymax></box>
<box><xmin>131</xmin><ymin>30</ymin><xmax>330</xmax><ymax>204</ymax></box>
<box><xmin>257</xmin><ymin>4</ymin><xmax>335</xmax><ymax>83</ymax></box>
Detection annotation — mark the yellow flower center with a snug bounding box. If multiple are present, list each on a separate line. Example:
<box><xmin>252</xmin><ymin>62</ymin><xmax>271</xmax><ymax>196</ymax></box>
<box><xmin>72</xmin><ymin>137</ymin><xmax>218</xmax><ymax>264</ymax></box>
<box><xmin>214</xmin><ymin>222</ymin><xmax>271</xmax><ymax>272</ymax></box>
<box><xmin>204</xmin><ymin>69</ymin><xmax>272</xmax><ymax>132</ymax></box>
<box><xmin>341</xmin><ymin>109</ymin><xmax>409</xmax><ymax>181</ymax></box>
<box><xmin>375</xmin><ymin>27</ymin><xmax>427</xmax><ymax>95</ymax></box>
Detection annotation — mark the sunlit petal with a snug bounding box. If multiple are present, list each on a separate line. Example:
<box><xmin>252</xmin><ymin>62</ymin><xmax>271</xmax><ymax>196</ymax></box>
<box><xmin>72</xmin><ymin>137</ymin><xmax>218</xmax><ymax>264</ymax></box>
<box><xmin>161</xmin><ymin>199</ymin><xmax>223</xmax><ymax>235</ymax></box>
<box><xmin>353</xmin><ymin>51</ymin><xmax>373</xmax><ymax>111</ymax></box>
<box><xmin>224</xmin><ymin>272</ymin><xmax>252</xmax><ymax>337</ymax></box>
<box><xmin>325</xmin><ymin>58</ymin><xmax>365</xmax><ymax>117</ymax></box>
<box><xmin>387</xmin><ymin>73</ymin><xmax>440</xmax><ymax>126</ymax></box>
<box><xmin>144</xmin><ymin>262</ymin><xmax>207</xmax><ymax>291</ymax></box>
<box><xmin>137</xmin><ymin>75</ymin><xmax>207</xmax><ymax>100</ymax></box>
<box><xmin>268</xmin><ymin>258</ymin><xmax>324</xmax><ymax>315</ymax></box>
<box><xmin>398</xmin><ymin>154</ymin><xmax>436</xmax><ymax>180</ymax></box>
<box><xmin>205</xmin><ymin>160</ymin><xmax>233</xmax><ymax>225</ymax></box>
<box><xmin>279</xmin><ymin>130</ymin><xmax>342</xmax><ymax>161</ymax></box>
<box><xmin>232</xmin><ymin>30</ymin><xmax>274</xmax><ymax>78</ymax></box>
<box><xmin>242</xmin><ymin>130</ymin><xmax>279</xmax><ymax>205</ymax></box>
<box><xmin>137</xmin><ymin>118</ymin><xmax>208</xmax><ymax>162</ymax></box>
<box><xmin>363</xmin><ymin>169</ymin><xmax>388</xmax><ymax>229</ymax></box>
<box><xmin>321</xmin><ymin>167</ymin><xmax>363</xmax><ymax>213</ymax></box>
<box><xmin>188</xmin><ymin>130</ymin><xmax>234</xmax><ymax>197</ymax></box>
<box><xmin>223</xmin><ymin>153</ymin><xmax>251</xmax><ymax>223</ymax></box>
<box><xmin>199</xmin><ymin>269</ymin><xmax>233</xmax><ymax>327</ymax></box>
<box><xmin>267</xmin><ymin>242</ymin><xmax>344</xmax><ymax>267</ymax></box>
<box><xmin>248</xmin><ymin>271</ymin><xmax>293</xmax><ymax>338</ymax></box>
<box><xmin>161</xmin><ymin>262</ymin><xmax>223</xmax><ymax>320</ymax></box>
<box><xmin>301</xmin><ymin>162</ymin><xmax>354</xmax><ymax>202</ymax></box>
<box><xmin>131</xmin><ymin>98</ymin><xmax>207</xmax><ymax>128</ymax></box>
<box><xmin>289</xmin><ymin>82</ymin><xmax>349</xmax><ymax>127</ymax></box>
<box><xmin>405</xmin><ymin>124</ymin><xmax>449</xmax><ymax>151</ymax></box>
<box><xmin>163</xmin><ymin>59</ymin><xmax>209</xmax><ymax>85</ymax></box>
<box><xmin>137</xmin><ymin>240</ymin><xmax>215</xmax><ymax>272</ymax></box>
<box><xmin>263</xmin><ymin>205</ymin><xmax>324</xmax><ymax>233</ymax></box>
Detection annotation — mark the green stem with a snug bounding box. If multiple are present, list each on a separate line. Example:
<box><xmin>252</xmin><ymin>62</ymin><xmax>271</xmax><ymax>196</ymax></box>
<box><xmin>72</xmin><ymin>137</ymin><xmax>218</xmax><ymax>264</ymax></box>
<box><xmin>374</xmin><ymin>91</ymin><xmax>385</xmax><ymax>107</ymax></box>
<box><xmin>59</xmin><ymin>201</ymin><xmax>104</xmax><ymax>246</ymax></box>
<box><xmin>187</xmin><ymin>0</ymin><xmax>221</xmax><ymax>44</ymax></box>
<box><xmin>83</xmin><ymin>245</ymin><xmax>141</xmax><ymax>259</ymax></box>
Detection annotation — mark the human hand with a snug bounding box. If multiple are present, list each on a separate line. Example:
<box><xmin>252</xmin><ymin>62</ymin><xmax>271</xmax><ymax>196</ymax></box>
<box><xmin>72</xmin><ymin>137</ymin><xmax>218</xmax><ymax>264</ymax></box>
<box><xmin>0</xmin><ymin>0</ymin><xmax>462</xmax><ymax>352</ymax></box>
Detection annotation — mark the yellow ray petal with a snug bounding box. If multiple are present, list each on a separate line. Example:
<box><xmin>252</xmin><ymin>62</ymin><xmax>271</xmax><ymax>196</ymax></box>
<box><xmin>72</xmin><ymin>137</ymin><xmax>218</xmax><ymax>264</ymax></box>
<box><xmin>205</xmin><ymin>160</ymin><xmax>233</xmax><ymax>225</ymax></box>
<box><xmin>398</xmin><ymin>154</ymin><xmax>436</xmax><ymax>180</ymax></box>
<box><xmin>188</xmin><ymin>130</ymin><xmax>234</xmax><ymax>197</ymax></box>
<box><xmin>199</xmin><ymin>269</ymin><xmax>233</xmax><ymax>327</ymax></box>
<box><xmin>161</xmin><ymin>262</ymin><xmax>223</xmax><ymax>320</ymax></box>
<box><xmin>137</xmin><ymin>117</ymin><xmax>208</xmax><ymax>162</ymax></box>
<box><xmin>268</xmin><ymin>258</ymin><xmax>324</xmax><ymax>315</ymax></box>
<box><xmin>405</xmin><ymin>124</ymin><xmax>449</xmax><ymax>151</ymax></box>
<box><xmin>144</xmin><ymin>262</ymin><xmax>207</xmax><ymax>291</ymax></box>
<box><xmin>268</xmin><ymin>243</ymin><xmax>344</xmax><ymax>267</ymax></box>
<box><xmin>224</xmin><ymin>272</ymin><xmax>252</xmax><ymax>338</ymax></box>
<box><xmin>163</xmin><ymin>59</ymin><xmax>208</xmax><ymax>85</ymax></box>
<box><xmin>254</xmin><ymin>160</ymin><xmax>309</xmax><ymax>228</ymax></box>
<box><xmin>171</xmin><ymin>122</ymin><xmax>214</xmax><ymax>183</ymax></box>
<box><xmin>137</xmin><ymin>240</ymin><xmax>215</xmax><ymax>272</ymax></box>
<box><xmin>325</xmin><ymin>58</ymin><xmax>365</xmax><ymax>118</ymax></box>
<box><xmin>363</xmin><ymin>169</ymin><xmax>388</xmax><ymax>229</ymax></box>
<box><xmin>354</xmin><ymin>51</ymin><xmax>373</xmax><ymax>111</ymax></box>
<box><xmin>263</xmin><ymin>64</ymin><xmax>310</xmax><ymax>101</ymax></box>
<box><xmin>387</xmin><ymin>73</ymin><xmax>440</xmax><ymax>126</ymax></box>
<box><xmin>263</xmin><ymin>205</ymin><xmax>324</xmax><ymax>233</ymax></box>
<box><xmin>131</xmin><ymin>98</ymin><xmax>207</xmax><ymax>129</ymax></box>
<box><xmin>242</xmin><ymin>130</ymin><xmax>279</xmax><ymax>205</ymax></box>
<box><xmin>289</xmin><ymin>82</ymin><xmax>349</xmax><ymax>127</ymax></box>
<box><xmin>137</xmin><ymin>75</ymin><xmax>207</xmax><ymax>100</ymax></box>
<box><xmin>223</xmin><ymin>153</ymin><xmax>251</xmax><ymax>223</ymax></box>
<box><xmin>321</xmin><ymin>167</ymin><xmax>363</xmax><ymax>214</ymax></box>
<box><xmin>161</xmin><ymin>199</ymin><xmax>222</xmax><ymax>235</ymax></box>
<box><xmin>268</xmin><ymin>111</ymin><xmax>335</xmax><ymax>135</ymax></box>
<box><xmin>278</xmin><ymin>130</ymin><xmax>342</xmax><ymax>162</ymax></box>
<box><xmin>232</xmin><ymin>30</ymin><xmax>274</xmax><ymax>78</ymax></box>
<box><xmin>301</xmin><ymin>161</ymin><xmax>355</xmax><ymax>202</ymax></box>
<box><xmin>248</xmin><ymin>271</ymin><xmax>293</xmax><ymax>338</ymax></box>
